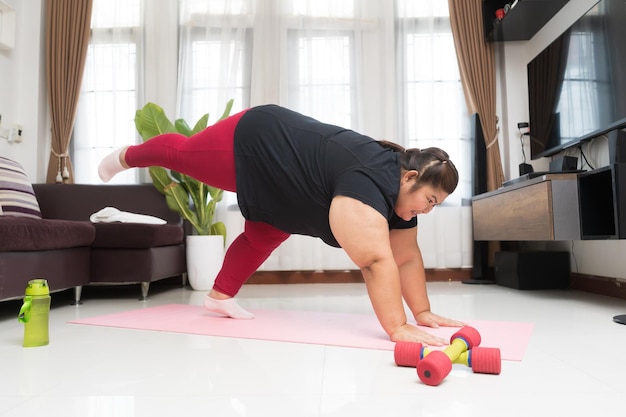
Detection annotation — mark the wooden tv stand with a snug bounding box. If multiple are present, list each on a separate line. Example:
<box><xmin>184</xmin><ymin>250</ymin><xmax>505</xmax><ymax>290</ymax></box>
<box><xmin>472</xmin><ymin>173</ymin><xmax>581</xmax><ymax>241</ymax></box>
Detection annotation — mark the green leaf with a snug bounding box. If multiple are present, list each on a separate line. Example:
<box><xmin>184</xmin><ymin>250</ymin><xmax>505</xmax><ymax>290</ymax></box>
<box><xmin>164</xmin><ymin>183</ymin><xmax>202</xmax><ymax>231</ymax></box>
<box><xmin>174</xmin><ymin>118</ymin><xmax>192</xmax><ymax>136</ymax></box>
<box><xmin>135</xmin><ymin>103</ymin><xmax>176</xmax><ymax>141</ymax></box>
<box><xmin>211</xmin><ymin>221</ymin><xmax>227</xmax><ymax>245</ymax></box>
<box><xmin>218</xmin><ymin>99</ymin><xmax>234</xmax><ymax>122</ymax></box>
<box><xmin>208</xmin><ymin>186</ymin><xmax>223</xmax><ymax>202</ymax></box>
<box><xmin>191</xmin><ymin>114</ymin><xmax>209</xmax><ymax>135</ymax></box>
<box><xmin>170</xmin><ymin>170</ymin><xmax>184</xmax><ymax>183</ymax></box>
<box><xmin>148</xmin><ymin>167</ymin><xmax>173</xmax><ymax>194</ymax></box>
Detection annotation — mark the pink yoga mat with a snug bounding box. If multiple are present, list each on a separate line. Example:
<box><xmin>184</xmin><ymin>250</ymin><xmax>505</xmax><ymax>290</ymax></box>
<box><xmin>69</xmin><ymin>304</ymin><xmax>533</xmax><ymax>361</ymax></box>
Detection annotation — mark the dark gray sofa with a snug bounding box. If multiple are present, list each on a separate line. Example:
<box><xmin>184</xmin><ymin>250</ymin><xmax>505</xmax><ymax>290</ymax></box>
<box><xmin>0</xmin><ymin>184</ymin><xmax>187</xmax><ymax>303</ymax></box>
<box><xmin>0</xmin><ymin>216</ymin><xmax>94</xmax><ymax>303</ymax></box>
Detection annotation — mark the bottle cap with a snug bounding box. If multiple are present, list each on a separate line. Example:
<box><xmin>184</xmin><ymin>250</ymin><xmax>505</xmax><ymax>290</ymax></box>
<box><xmin>25</xmin><ymin>279</ymin><xmax>49</xmax><ymax>296</ymax></box>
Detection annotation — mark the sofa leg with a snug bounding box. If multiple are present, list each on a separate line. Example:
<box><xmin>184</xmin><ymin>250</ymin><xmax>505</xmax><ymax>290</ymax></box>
<box><xmin>140</xmin><ymin>282</ymin><xmax>150</xmax><ymax>301</ymax></box>
<box><xmin>182</xmin><ymin>272</ymin><xmax>188</xmax><ymax>287</ymax></box>
<box><xmin>71</xmin><ymin>286</ymin><xmax>83</xmax><ymax>305</ymax></box>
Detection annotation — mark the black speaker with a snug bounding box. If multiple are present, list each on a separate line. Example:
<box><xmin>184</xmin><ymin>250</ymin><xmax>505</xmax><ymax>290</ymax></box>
<box><xmin>549</xmin><ymin>155</ymin><xmax>578</xmax><ymax>172</ymax></box>
<box><xmin>607</xmin><ymin>128</ymin><xmax>626</xmax><ymax>165</ymax></box>
<box><xmin>494</xmin><ymin>251</ymin><xmax>570</xmax><ymax>290</ymax></box>
<box><xmin>519</xmin><ymin>163</ymin><xmax>534</xmax><ymax>176</ymax></box>
<box><xmin>466</xmin><ymin>113</ymin><xmax>492</xmax><ymax>284</ymax></box>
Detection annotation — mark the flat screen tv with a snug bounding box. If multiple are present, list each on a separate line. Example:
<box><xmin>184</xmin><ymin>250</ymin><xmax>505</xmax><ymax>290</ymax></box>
<box><xmin>528</xmin><ymin>0</ymin><xmax>626</xmax><ymax>160</ymax></box>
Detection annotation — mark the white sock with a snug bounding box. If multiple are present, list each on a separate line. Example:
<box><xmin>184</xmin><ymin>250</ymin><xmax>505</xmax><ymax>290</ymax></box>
<box><xmin>98</xmin><ymin>148</ymin><xmax>126</xmax><ymax>182</ymax></box>
<box><xmin>204</xmin><ymin>296</ymin><xmax>255</xmax><ymax>320</ymax></box>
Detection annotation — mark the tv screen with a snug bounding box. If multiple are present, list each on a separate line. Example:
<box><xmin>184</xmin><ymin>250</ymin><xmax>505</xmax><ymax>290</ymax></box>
<box><xmin>528</xmin><ymin>0</ymin><xmax>626</xmax><ymax>160</ymax></box>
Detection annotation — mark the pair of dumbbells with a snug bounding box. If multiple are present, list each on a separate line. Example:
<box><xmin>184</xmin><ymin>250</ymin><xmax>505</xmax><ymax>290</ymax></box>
<box><xmin>394</xmin><ymin>326</ymin><xmax>501</xmax><ymax>386</ymax></box>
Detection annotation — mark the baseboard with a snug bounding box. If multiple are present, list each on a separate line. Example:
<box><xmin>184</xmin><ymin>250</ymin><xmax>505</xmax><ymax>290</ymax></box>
<box><xmin>570</xmin><ymin>273</ymin><xmax>626</xmax><ymax>300</ymax></box>
<box><xmin>246</xmin><ymin>268</ymin><xmax>472</xmax><ymax>285</ymax></box>
<box><xmin>246</xmin><ymin>270</ymin><xmax>626</xmax><ymax>301</ymax></box>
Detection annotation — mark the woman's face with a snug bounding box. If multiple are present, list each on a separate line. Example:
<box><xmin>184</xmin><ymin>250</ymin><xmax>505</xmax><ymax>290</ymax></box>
<box><xmin>395</xmin><ymin>170</ymin><xmax>449</xmax><ymax>221</ymax></box>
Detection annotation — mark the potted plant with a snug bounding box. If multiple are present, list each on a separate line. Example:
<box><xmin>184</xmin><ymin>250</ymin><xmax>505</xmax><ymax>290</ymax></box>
<box><xmin>134</xmin><ymin>99</ymin><xmax>234</xmax><ymax>290</ymax></box>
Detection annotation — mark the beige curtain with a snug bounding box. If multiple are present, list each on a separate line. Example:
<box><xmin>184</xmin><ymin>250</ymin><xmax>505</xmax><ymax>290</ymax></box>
<box><xmin>45</xmin><ymin>0</ymin><xmax>93</xmax><ymax>184</ymax></box>
<box><xmin>448</xmin><ymin>0</ymin><xmax>505</xmax><ymax>191</ymax></box>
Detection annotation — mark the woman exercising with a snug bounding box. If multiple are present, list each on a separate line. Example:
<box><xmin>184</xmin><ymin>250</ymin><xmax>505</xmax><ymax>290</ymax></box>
<box><xmin>99</xmin><ymin>104</ymin><xmax>463</xmax><ymax>345</ymax></box>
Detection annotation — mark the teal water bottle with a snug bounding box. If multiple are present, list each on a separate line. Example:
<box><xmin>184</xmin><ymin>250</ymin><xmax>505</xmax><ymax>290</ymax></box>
<box><xmin>18</xmin><ymin>279</ymin><xmax>51</xmax><ymax>347</ymax></box>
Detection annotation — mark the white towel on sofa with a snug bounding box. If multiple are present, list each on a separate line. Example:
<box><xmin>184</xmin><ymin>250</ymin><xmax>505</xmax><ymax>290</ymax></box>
<box><xmin>90</xmin><ymin>207</ymin><xmax>167</xmax><ymax>225</ymax></box>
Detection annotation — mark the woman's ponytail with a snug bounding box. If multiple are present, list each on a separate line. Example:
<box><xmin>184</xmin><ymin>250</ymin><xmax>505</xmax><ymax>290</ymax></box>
<box><xmin>378</xmin><ymin>140</ymin><xmax>459</xmax><ymax>194</ymax></box>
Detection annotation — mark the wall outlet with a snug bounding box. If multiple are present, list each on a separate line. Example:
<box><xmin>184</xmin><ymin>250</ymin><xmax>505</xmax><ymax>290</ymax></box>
<box><xmin>0</xmin><ymin>123</ymin><xmax>22</xmax><ymax>143</ymax></box>
<box><xmin>14</xmin><ymin>124</ymin><xmax>22</xmax><ymax>142</ymax></box>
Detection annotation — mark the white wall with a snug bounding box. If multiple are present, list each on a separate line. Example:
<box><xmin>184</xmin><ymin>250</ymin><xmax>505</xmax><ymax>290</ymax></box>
<box><xmin>0</xmin><ymin>0</ymin><xmax>48</xmax><ymax>182</ymax></box>
<box><xmin>497</xmin><ymin>0</ymin><xmax>626</xmax><ymax>281</ymax></box>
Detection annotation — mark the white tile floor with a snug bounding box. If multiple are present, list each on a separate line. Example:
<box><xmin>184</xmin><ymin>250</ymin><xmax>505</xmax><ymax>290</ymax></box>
<box><xmin>1</xmin><ymin>280</ymin><xmax>625</xmax><ymax>417</ymax></box>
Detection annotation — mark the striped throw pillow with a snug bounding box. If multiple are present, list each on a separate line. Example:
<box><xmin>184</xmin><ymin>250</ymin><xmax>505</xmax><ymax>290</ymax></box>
<box><xmin>0</xmin><ymin>156</ymin><xmax>42</xmax><ymax>219</ymax></box>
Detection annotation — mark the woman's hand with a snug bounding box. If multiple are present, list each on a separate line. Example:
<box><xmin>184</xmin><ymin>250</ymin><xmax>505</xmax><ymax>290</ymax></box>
<box><xmin>415</xmin><ymin>310</ymin><xmax>465</xmax><ymax>329</ymax></box>
<box><xmin>390</xmin><ymin>312</ymin><xmax>466</xmax><ymax>345</ymax></box>
<box><xmin>389</xmin><ymin>323</ymin><xmax>447</xmax><ymax>346</ymax></box>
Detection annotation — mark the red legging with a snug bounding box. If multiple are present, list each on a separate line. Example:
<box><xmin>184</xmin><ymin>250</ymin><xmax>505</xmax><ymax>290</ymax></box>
<box><xmin>125</xmin><ymin>109</ymin><xmax>290</xmax><ymax>297</ymax></box>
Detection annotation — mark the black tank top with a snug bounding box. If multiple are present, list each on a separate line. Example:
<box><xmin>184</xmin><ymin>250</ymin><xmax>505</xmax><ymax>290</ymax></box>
<box><xmin>233</xmin><ymin>105</ymin><xmax>416</xmax><ymax>247</ymax></box>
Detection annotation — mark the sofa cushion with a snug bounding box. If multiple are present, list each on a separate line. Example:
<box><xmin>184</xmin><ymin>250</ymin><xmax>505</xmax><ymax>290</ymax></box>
<box><xmin>0</xmin><ymin>217</ymin><xmax>95</xmax><ymax>251</ymax></box>
<box><xmin>91</xmin><ymin>223</ymin><xmax>184</xmax><ymax>249</ymax></box>
<box><xmin>0</xmin><ymin>157</ymin><xmax>42</xmax><ymax>219</ymax></box>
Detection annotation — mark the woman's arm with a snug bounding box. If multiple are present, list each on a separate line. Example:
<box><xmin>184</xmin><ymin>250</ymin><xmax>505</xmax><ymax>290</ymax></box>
<box><xmin>390</xmin><ymin>226</ymin><xmax>465</xmax><ymax>328</ymax></box>
<box><xmin>329</xmin><ymin>196</ymin><xmax>448</xmax><ymax>344</ymax></box>
<box><xmin>389</xmin><ymin>227</ymin><xmax>431</xmax><ymax>318</ymax></box>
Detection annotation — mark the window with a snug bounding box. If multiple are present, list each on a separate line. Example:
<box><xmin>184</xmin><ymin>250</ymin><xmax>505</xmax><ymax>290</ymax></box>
<box><xmin>73</xmin><ymin>0</ymin><xmax>142</xmax><ymax>184</ymax></box>
<box><xmin>75</xmin><ymin>41</ymin><xmax>138</xmax><ymax>184</ymax></box>
<box><xmin>76</xmin><ymin>0</ymin><xmax>470</xmax><ymax>205</ymax></box>
<box><xmin>287</xmin><ymin>31</ymin><xmax>355</xmax><ymax>128</ymax></box>
<box><xmin>285</xmin><ymin>0</ymin><xmax>358</xmax><ymax>127</ymax></box>
<box><xmin>178</xmin><ymin>28</ymin><xmax>251</xmax><ymax>124</ymax></box>
<box><xmin>396</xmin><ymin>0</ymin><xmax>471</xmax><ymax>205</ymax></box>
<box><xmin>178</xmin><ymin>0</ymin><xmax>253</xmax><ymax>123</ymax></box>
<box><xmin>71</xmin><ymin>0</ymin><xmax>472</xmax><ymax>269</ymax></box>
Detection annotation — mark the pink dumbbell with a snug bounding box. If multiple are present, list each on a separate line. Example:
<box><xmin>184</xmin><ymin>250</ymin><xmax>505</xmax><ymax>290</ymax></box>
<box><xmin>394</xmin><ymin>340</ymin><xmax>501</xmax><ymax>376</ymax></box>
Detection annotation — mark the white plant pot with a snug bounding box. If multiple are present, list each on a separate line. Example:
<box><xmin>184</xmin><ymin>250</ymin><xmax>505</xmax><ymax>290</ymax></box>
<box><xmin>186</xmin><ymin>235</ymin><xmax>225</xmax><ymax>291</ymax></box>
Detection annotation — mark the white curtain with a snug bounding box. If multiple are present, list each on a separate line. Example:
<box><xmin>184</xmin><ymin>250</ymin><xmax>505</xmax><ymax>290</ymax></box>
<box><xmin>177</xmin><ymin>0</ymin><xmax>253</xmax><ymax>123</ymax></box>
<box><xmin>177</xmin><ymin>0</ymin><xmax>384</xmax><ymax>130</ymax></box>
<box><xmin>180</xmin><ymin>0</ymin><xmax>473</xmax><ymax>270</ymax></box>
<box><xmin>74</xmin><ymin>0</ymin><xmax>473</xmax><ymax>270</ymax></box>
<box><xmin>74</xmin><ymin>0</ymin><xmax>143</xmax><ymax>185</ymax></box>
<box><xmin>395</xmin><ymin>0</ymin><xmax>472</xmax><ymax>206</ymax></box>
